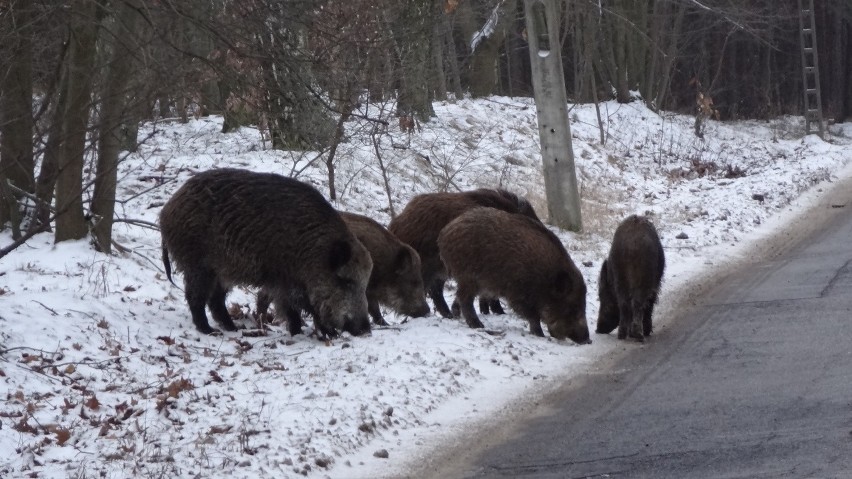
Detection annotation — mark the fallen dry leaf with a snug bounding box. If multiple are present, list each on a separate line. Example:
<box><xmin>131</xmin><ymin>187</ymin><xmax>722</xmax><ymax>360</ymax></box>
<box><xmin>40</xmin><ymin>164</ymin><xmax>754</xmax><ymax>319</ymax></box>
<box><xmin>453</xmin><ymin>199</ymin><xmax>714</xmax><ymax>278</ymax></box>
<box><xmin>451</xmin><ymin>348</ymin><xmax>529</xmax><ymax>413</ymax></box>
<box><xmin>54</xmin><ymin>427</ymin><xmax>72</xmax><ymax>446</ymax></box>
<box><xmin>85</xmin><ymin>395</ymin><xmax>101</xmax><ymax>411</ymax></box>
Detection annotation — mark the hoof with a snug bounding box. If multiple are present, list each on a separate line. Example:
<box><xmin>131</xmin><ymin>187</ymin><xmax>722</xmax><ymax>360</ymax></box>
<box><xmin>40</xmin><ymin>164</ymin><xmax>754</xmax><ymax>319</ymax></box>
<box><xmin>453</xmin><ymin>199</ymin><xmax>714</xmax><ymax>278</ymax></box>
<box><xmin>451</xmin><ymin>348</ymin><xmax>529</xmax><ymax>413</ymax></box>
<box><xmin>466</xmin><ymin>319</ymin><xmax>485</xmax><ymax>329</ymax></box>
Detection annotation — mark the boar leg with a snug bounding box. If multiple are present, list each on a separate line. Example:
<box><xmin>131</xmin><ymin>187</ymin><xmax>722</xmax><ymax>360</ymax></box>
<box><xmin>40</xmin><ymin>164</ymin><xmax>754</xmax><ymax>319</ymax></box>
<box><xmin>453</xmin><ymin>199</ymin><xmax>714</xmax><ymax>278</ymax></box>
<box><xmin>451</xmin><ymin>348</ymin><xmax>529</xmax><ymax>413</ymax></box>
<box><xmin>256</xmin><ymin>290</ymin><xmax>272</xmax><ymax>317</ymax></box>
<box><xmin>457</xmin><ymin>296</ymin><xmax>505</xmax><ymax>316</ymax></box>
<box><xmin>429</xmin><ymin>279</ymin><xmax>453</xmax><ymax>319</ymax></box>
<box><xmin>643</xmin><ymin>292</ymin><xmax>657</xmax><ymax>336</ymax></box>
<box><xmin>455</xmin><ymin>284</ymin><xmax>485</xmax><ymax>329</ymax></box>
<box><xmin>528</xmin><ymin>318</ymin><xmax>545</xmax><ymax>337</ymax></box>
<box><xmin>478</xmin><ymin>297</ymin><xmax>491</xmax><ymax>314</ymax></box>
<box><xmin>628</xmin><ymin>298</ymin><xmax>645</xmax><ymax>342</ymax></box>
<box><xmin>284</xmin><ymin>307</ymin><xmax>304</xmax><ymax>336</ymax></box>
<box><xmin>208</xmin><ymin>280</ymin><xmax>238</xmax><ymax>331</ymax></box>
<box><xmin>616</xmin><ymin>297</ymin><xmax>631</xmax><ymax>340</ymax></box>
<box><xmin>368</xmin><ymin>300</ymin><xmax>389</xmax><ymax>326</ymax></box>
<box><xmin>183</xmin><ymin>268</ymin><xmax>217</xmax><ymax>334</ymax></box>
<box><xmin>486</xmin><ymin>297</ymin><xmax>505</xmax><ymax>315</ymax></box>
<box><xmin>451</xmin><ymin>300</ymin><xmax>461</xmax><ymax>318</ymax></box>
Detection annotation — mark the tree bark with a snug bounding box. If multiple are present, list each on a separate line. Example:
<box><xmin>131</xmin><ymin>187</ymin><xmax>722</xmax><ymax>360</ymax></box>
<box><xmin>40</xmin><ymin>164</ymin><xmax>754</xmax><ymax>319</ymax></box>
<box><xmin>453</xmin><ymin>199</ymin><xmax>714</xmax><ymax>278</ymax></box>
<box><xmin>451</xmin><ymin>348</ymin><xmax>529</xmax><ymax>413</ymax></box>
<box><xmin>652</xmin><ymin>3</ymin><xmax>685</xmax><ymax>112</ymax></box>
<box><xmin>469</xmin><ymin>0</ymin><xmax>517</xmax><ymax>98</ymax></box>
<box><xmin>55</xmin><ymin>0</ymin><xmax>100</xmax><ymax>243</ymax></box>
<box><xmin>432</xmin><ymin>9</ymin><xmax>448</xmax><ymax>101</ymax></box>
<box><xmin>827</xmin><ymin>3</ymin><xmax>848</xmax><ymax>121</ymax></box>
<box><xmin>395</xmin><ymin>0</ymin><xmax>436</xmax><ymax>121</ymax></box>
<box><xmin>612</xmin><ymin>7</ymin><xmax>631</xmax><ymax>103</ymax></box>
<box><xmin>0</xmin><ymin>0</ymin><xmax>35</xmax><ymax>232</ymax></box>
<box><xmin>91</xmin><ymin>0</ymin><xmax>140</xmax><ymax>253</ymax></box>
<box><xmin>33</xmin><ymin>58</ymin><xmax>69</xmax><ymax>233</ymax></box>
<box><xmin>442</xmin><ymin>12</ymin><xmax>464</xmax><ymax>98</ymax></box>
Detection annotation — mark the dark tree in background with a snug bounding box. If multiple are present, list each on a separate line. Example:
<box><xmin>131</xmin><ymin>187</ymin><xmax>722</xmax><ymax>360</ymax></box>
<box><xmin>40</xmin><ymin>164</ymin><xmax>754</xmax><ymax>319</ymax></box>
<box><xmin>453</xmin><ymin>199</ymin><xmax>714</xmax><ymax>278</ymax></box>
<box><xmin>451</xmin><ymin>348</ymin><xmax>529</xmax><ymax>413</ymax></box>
<box><xmin>54</xmin><ymin>0</ymin><xmax>101</xmax><ymax>242</ymax></box>
<box><xmin>0</xmin><ymin>0</ymin><xmax>34</xmax><ymax>235</ymax></box>
<box><xmin>1</xmin><ymin>0</ymin><xmax>851</xmax><ymax>255</ymax></box>
<box><xmin>391</xmin><ymin>0</ymin><xmax>438</xmax><ymax>121</ymax></box>
<box><xmin>91</xmin><ymin>0</ymin><xmax>143</xmax><ymax>253</ymax></box>
<box><xmin>821</xmin><ymin>0</ymin><xmax>852</xmax><ymax>122</ymax></box>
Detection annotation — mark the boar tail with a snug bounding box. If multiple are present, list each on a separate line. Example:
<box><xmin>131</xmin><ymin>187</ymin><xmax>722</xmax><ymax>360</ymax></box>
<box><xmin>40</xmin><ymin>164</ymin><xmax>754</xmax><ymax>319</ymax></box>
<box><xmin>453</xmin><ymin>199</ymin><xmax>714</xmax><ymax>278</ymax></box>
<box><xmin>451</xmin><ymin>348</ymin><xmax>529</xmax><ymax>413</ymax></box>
<box><xmin>162</xmin><ymin>246</ymin><xmax>176</xmax><ymax>286</ymax></box>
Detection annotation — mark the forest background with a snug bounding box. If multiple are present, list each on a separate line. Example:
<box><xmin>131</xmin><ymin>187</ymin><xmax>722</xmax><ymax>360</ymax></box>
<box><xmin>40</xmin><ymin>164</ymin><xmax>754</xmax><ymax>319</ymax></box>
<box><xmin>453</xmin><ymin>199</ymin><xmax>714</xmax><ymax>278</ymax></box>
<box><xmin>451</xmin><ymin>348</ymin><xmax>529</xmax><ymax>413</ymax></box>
<box><xmin>1</xmin><ymin>0</ymin><xmax>852</xmax><ymax>250</ymax></box>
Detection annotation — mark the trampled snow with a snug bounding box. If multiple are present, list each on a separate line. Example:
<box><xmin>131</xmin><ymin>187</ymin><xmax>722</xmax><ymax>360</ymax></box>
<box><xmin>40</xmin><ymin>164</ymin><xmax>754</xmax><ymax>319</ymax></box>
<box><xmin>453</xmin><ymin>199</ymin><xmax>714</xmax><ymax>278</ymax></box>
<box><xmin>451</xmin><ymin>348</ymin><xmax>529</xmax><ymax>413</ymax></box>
<box><xmin>1</xmin><ymin>97</ymin><xmax>851</xmax><ymax>478</ymax></box>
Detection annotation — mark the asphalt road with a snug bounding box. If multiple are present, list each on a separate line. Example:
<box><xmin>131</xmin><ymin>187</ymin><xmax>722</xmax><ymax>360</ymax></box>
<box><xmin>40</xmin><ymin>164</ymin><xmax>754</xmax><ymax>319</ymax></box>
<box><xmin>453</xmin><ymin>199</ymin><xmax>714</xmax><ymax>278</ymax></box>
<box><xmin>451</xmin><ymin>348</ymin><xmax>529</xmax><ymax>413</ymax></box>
<box><xmin>427</xmin><ymin>192</ymin><xmax>852</xmax><ymax>478</ymax></box>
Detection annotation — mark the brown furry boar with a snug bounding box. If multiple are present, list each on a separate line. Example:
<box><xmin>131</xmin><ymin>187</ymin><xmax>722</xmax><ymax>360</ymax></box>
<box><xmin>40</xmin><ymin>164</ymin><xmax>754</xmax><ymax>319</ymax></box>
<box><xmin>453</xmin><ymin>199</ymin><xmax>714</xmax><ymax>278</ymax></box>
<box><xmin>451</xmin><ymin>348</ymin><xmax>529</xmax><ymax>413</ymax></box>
<box><xmin>159</xmin><ymin>168</ymin><xmax>372</xmax><ymax>337</ymax></box>
<box><xmin>438</xmin><ymin>207</ymin><xmax>590</xmax><ymax>344</ymax></box>
<box><xmin>388</xmin><ymin>189</ymin><xmax>540</xmax><ymax>318</ymax></box>
<box><xmin>339</xmin><ymin>212</ymin><xmax>430</xmax><ymax>324</ymax></box>
<box><xmin>257</xmin><ymin>211</ymin><xmax>430</xmax><ymax>334</ymax></box>
<box><xmin>596</xmin><ymin>215</ymin><xmax>665</xmax><ymax>341</ymax></box>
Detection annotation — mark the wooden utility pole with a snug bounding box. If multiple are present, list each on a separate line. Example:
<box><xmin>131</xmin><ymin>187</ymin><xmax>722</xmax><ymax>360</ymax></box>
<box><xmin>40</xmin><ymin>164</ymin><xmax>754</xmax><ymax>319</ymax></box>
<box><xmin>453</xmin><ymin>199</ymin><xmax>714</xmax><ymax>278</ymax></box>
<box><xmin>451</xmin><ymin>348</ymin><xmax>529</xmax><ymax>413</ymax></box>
<box><xmin>524</xmin><ymin>0</ymin><xmax>582</xmax><ymax>232</ymax></box>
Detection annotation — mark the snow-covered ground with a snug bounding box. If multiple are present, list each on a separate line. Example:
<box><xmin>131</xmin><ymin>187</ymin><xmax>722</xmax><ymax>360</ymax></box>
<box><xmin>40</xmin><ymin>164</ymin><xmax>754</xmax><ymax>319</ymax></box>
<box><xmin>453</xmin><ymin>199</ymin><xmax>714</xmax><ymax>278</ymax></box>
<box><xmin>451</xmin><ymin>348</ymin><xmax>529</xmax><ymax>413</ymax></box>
<box><xmin>1</xmin><ymin>97</ymin><xmax>850</xmax><ymax>479</ymax></box>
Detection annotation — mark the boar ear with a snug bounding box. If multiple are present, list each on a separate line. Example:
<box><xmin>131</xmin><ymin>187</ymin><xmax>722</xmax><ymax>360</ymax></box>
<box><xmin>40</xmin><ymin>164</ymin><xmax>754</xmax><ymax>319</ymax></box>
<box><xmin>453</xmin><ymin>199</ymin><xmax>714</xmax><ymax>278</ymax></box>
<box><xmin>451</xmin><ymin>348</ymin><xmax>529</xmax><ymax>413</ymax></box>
<box><xmin>328</xmin><ymin>240</ymin><xmax>352</xmax><ymax>270</ymax></box>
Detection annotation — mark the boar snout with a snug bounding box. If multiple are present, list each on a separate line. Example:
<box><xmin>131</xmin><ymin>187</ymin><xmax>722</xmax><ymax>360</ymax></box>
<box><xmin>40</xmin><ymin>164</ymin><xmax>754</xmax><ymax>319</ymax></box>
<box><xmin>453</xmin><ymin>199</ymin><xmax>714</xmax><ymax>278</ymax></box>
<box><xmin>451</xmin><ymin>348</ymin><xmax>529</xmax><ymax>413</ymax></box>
<box><xmin>405</xmin><ymin>301</ymin><xmax>431</xmax><ymax>318</ymax></box>
<box><xmin>342</xmin><ymin>314</ymin><xmax>371</xmax><ymax>336</ymax></box>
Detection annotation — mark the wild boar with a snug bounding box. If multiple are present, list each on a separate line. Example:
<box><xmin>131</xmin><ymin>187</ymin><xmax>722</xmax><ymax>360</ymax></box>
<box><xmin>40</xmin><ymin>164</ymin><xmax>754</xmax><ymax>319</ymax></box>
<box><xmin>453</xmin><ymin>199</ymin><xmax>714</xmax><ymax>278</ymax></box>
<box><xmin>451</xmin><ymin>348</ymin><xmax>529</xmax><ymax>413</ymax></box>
<box><xmin>388</xmin><ymin>188</ymin><xmax>541</xmax><ymax>318</ymax></box>
<box><xmin>437</xmin><ymin>207</ymin><xmax>590</xmax><ymax>344</ymax></box>
<box><xmin>596</xmin><ymin>215</ymin><xmax>665</xmax><ymax>341</ymax></box>
<box><xmin>160</xmin><ymin>168</ymin><xmax>372</xmax><ymax>337</ymax></box>
<box><xmin>339</xmin><ymin>212</ymin><xmax>430</xmax><ymax>324</ymax></box>
<box><xmin>256</xmin><ymin>211</ymin><xmax>430</xmax><ymax>334</ymax></box>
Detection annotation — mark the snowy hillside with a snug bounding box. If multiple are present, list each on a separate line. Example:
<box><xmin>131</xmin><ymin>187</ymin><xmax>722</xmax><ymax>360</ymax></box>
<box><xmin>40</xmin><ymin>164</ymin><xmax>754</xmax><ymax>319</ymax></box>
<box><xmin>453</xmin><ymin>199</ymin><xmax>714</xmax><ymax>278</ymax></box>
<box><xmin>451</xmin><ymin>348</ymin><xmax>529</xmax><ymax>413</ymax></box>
<box><xmin>1</xmin><ymin>97</ymin><xmax>851</xmax><ymax>479</ymax></box>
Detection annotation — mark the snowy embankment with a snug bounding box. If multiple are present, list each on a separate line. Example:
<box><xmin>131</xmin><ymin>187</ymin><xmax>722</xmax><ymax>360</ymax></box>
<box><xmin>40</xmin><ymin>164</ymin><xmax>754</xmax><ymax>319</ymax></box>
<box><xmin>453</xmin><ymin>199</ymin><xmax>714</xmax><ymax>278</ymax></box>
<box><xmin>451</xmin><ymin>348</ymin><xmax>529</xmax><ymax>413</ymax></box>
<box><xmin>1</xmin><ymin>97</ymin><xmax>850</xmax><ymax>479</ymax></box>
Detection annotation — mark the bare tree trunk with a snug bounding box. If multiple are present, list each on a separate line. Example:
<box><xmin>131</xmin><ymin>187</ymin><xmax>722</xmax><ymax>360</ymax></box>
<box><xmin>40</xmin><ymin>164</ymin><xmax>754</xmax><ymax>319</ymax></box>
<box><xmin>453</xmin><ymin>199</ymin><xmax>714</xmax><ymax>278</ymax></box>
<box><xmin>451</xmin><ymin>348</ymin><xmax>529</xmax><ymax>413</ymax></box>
<box><xmin>572</xmin><ymin>2</ymin><xmax>586</xmax><ymax>100</ymax></box>
<box><xmin>55</xmin><ymin>0</ymin><xmax>100</xmax><ymax>243</ymax></box>
<box><xmin>653</xmin><ymin>4</ymin><xmax>685</xmax><ymax>112</ymax></box>
<box><xmin>627</xmin><ymin>0</ymin><xmax>648</xmax><ymax>98</ymax></box>
<box><xmin>91</xmin><ymin>0</ymin><xmax>140</xmax><ymax>253</ymax></box>
<box><xmin>642</xmin><ymin>0</ymin><xmax>664</xmax><ymax>107</ymax></box>
<box><xmin>442</xmin><ymin>13</ymin><xmax>464</xmax><ymax>98</ymax></box>
<box><xmin>370</xmin><ymin>125</ymin><xmax>396</xmax><ymax>220</ymax></box>
<box><xmin>612</xmin><ymin>10</ymin><xmax>630</xmax><ymax>103</ymax></box>
<box><xmin>325</xmin><ymin>108</ymin><xmax>351</xmax><ymax>201</ymax></box>
<box><xmin>432</xmin><ymin>13</ymin><xmax>448</xmax><ymax>101</ymax></box>
<box><xmin>120</xmin><ymin>92</ymin><xmax>147</xmax><ymax>152</ymax></box>
<box><xmin>469</xmin><ymin>0</ymin><xmax>517</xmax><ymax>98</ymax></box>
<box><xmin>827</xmin><ymin>5</ymin><xmax>848</xmax><ymax>121</ymax></box>
<box><xmin>395</xmin><ymin>0</ymin><xmax>436</xmax><ymax>121</ymax></box>
<box><xmin>32</xmin><ymin>61</ymin><xmax>69</xmax><ymax>233</ymax></box>
<box><xmin>0</xmin><ymin>0</ymin><xmax>35</xmax><ymax>232</ymax></box>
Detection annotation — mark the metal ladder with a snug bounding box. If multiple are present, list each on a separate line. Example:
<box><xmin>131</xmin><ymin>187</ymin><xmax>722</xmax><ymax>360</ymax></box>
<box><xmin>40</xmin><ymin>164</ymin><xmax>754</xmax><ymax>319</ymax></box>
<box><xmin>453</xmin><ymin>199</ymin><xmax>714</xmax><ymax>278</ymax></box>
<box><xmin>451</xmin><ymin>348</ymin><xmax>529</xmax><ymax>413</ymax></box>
<box><xmin>798</xmin><ymin>0</ymin><xmax>825</xmax><ymax>138</ymax></box>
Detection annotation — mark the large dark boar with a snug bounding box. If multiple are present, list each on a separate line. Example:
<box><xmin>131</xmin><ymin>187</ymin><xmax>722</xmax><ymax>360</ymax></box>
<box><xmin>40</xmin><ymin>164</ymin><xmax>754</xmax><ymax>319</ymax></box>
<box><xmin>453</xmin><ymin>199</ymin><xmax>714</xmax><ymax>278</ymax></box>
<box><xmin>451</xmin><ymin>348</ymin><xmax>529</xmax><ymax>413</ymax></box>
<box><xmin>437</xmin><ymin>207</ymin><xmax>590</xmax><ymax>344</ymax></box>
<box><xmin>160</xmin><ymin>168</ymin><xmax>373</xmax><ymax>337</ymax></box>
<box><xmin>596</xmin><ymin>215</ymin><xmax>665</xmax><ymax>341</ymax></box>
<box><xmin>388</xmin><ymin>188</ymin><xmax>540</xmax><ymax>318</ymax></box>
<box><xmin>257</xmin><ymin>211</ymin><xmax>430</xmax><ymax>334</ymax></box>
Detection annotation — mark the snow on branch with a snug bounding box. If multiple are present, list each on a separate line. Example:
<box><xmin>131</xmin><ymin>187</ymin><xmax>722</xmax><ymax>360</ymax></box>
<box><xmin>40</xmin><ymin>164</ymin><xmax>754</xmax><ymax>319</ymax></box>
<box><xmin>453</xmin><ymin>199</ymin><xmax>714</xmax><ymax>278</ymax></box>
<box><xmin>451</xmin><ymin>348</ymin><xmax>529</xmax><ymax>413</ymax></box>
<box><xmin>470</xmin><ymin>1</ymin><xmax>505</xmax><ymax>52</ymax></box>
